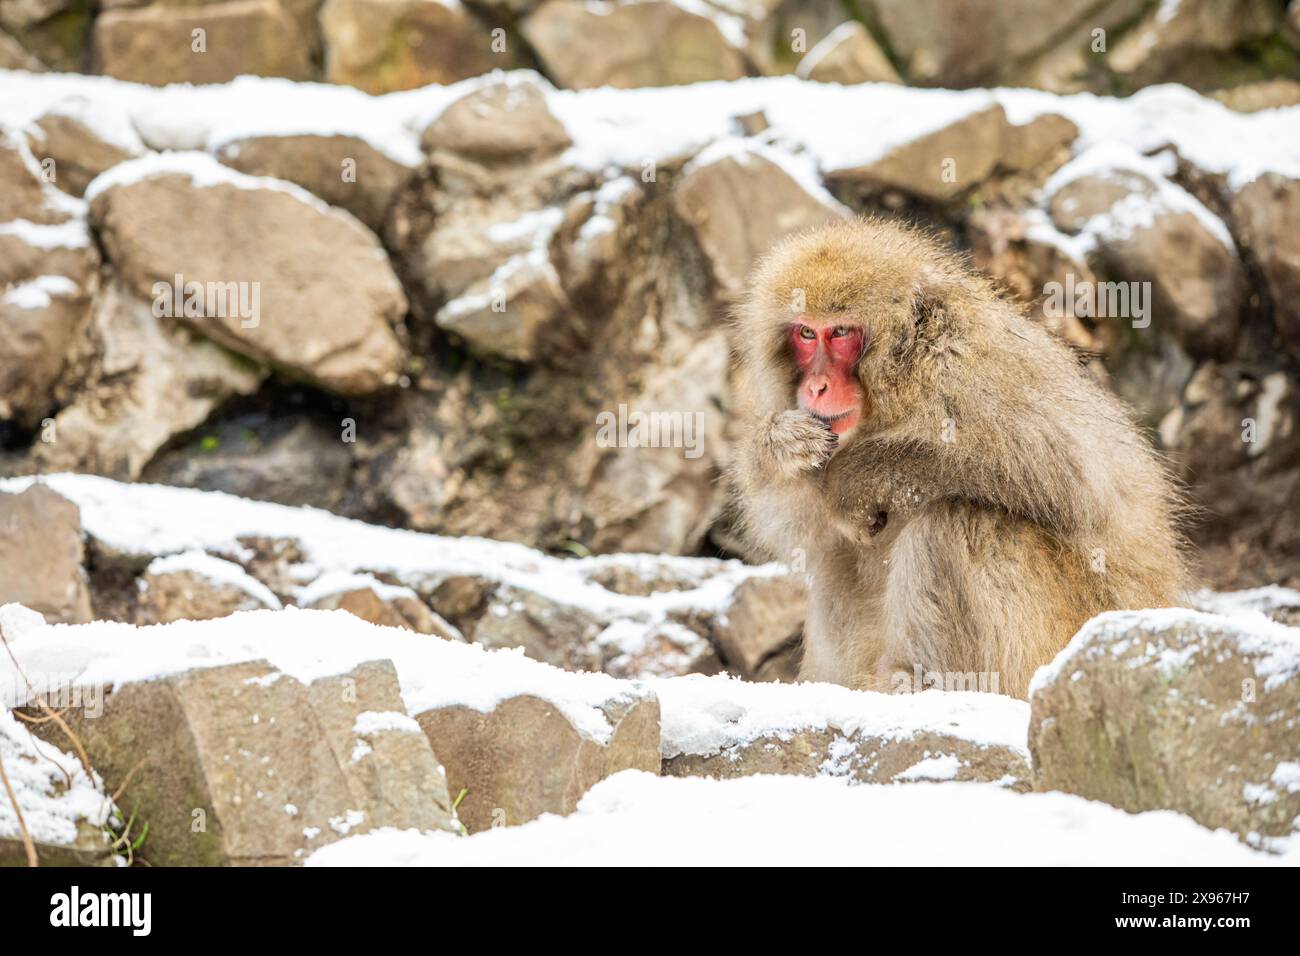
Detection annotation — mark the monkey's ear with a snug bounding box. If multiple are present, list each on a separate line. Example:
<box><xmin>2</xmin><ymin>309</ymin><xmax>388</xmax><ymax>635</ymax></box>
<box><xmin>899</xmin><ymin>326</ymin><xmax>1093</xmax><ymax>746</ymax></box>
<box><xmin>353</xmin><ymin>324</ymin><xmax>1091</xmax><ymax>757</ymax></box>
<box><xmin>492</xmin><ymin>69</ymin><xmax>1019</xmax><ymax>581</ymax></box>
<box><xmin>910</xmin><ymin>265</ymin><xmax>951</xmax><ymax>334</ymax></box>
<box><xmin>904</xmin><ymin>265</ymin><xmax>956</xmax><ymax>343</ymax></box>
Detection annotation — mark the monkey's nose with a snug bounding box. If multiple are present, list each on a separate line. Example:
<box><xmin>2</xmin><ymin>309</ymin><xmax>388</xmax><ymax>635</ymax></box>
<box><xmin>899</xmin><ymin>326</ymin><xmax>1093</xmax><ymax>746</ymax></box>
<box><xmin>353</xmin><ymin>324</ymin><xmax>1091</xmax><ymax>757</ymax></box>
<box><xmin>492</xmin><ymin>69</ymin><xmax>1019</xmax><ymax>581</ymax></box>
<box><xmin>806</xmin><ymin>378</ymin><xmax>829</xmax><ymax>398</ymax></box>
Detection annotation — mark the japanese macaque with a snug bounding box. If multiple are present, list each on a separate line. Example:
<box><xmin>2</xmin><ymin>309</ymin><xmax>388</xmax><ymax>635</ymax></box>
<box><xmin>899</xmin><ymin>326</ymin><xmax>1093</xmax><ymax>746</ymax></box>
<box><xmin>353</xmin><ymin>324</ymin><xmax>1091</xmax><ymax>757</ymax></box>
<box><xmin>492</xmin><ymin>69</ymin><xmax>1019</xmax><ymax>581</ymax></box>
<box><xmin>731</xmin><ymin>219</ymin><xmax>1185</xmax><ymax>698</ymax></box>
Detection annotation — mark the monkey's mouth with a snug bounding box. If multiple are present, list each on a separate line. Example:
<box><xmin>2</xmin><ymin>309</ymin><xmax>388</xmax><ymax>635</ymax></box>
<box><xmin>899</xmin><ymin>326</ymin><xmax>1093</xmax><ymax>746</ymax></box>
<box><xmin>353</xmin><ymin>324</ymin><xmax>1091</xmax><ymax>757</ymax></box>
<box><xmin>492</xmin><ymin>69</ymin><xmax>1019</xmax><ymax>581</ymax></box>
<box><xmin>810</xmin><ymin>410</ymin><xmax>852</xmax><ymax>425</ymax></box>
<box><xmin>809</xmin><ymin>409</ymin><xmax>860</xmax><ymax>437</ymax></box>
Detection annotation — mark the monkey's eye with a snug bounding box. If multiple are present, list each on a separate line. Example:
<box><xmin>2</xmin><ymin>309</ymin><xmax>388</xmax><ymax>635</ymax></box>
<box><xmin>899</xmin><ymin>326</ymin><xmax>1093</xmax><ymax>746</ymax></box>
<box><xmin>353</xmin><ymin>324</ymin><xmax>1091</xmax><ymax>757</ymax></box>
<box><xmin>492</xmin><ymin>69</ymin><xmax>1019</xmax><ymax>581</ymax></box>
<box><xmin>798</xmin><ymin>326</ymin><xmax>816</xmax><ymax>340</ymax></box>
<box><xmin>830</xmin><ymin>326</ymin><xmax>849</xmax><ymax>338</ymax></box>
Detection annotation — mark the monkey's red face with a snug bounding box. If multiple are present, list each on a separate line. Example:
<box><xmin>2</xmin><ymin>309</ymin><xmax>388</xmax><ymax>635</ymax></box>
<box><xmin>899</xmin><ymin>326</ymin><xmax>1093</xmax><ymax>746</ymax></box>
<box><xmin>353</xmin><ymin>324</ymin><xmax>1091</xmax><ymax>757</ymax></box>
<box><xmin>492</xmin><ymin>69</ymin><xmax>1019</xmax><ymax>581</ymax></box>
<box><xmin>789</xmin><ymin>321</ymin><xmax>867</xmax><ymax>438</ymax></box>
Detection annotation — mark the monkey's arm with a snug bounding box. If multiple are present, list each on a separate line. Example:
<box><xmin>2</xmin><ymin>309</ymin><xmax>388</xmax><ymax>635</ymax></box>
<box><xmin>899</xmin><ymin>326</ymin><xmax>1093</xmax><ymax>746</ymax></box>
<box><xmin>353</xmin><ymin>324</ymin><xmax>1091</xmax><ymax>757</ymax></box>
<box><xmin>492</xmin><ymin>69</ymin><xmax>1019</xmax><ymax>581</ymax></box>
<box><xmin>823</xmin><ymin>416</ymin><xmax>1097</xmax><ymax>539</ymax></box>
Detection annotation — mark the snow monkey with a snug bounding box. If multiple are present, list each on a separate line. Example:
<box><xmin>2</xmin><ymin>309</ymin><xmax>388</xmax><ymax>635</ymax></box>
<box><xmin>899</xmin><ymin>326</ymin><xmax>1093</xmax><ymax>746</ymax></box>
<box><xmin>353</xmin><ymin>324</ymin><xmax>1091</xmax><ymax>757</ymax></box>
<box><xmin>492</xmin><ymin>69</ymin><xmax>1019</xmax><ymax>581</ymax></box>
<box><xmin>731</xmin><ymin>218</ymin><xmax>1185</xmax><ymax>698</ymax></box>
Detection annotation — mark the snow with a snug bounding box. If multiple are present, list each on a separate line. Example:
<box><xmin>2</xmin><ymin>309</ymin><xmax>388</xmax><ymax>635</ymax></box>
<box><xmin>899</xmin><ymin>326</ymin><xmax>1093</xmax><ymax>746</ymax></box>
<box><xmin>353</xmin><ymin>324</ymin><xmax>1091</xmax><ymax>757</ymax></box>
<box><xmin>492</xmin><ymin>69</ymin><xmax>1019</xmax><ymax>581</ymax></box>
<box><xmin>4</xmin><ymin>70</ymin><xmax>1295</xmax><ymax>207</ymax></box>
<box><xmin>896</xmin><ymin>753</ymin><xmax>963</xmax><ymax>782</ymax></box>
<box><xmin>1040</xmin><ymin>142</ymin><xmax>1237</xmax><ymax>250</ymax></box>
<box><xmin>0</xmin><ymin>709</ymin><xmax>114</xmax><ymax>849</ymax></box>
<box><xmin>1</xmin><ymin>274</ymin><xmax>78</xmax><ymax>310</ymax></box>
<box><xmin>0</xmin><ymin>217</ymin><xmax>91</xmax><ymax>249</ymax></box>
<box><xmin>353</xmin><ymin>711</ymin><xmax>423</xmax><ymax>736</ymax></box>
<box><xmin>1189</xmin><ymin>585</ymin><xmax>1300</xmax><ymax>620</ymax></box>
<box><xmin>1029</xmin><ymin>607</ymin><xmax>1300</xmax><ymax>696</ymax></box>
<box><xmin>143</xmin><ymin>550</ymin><xmax>283</xmax><ymax>610</ymax></box>
<box><xmin>0</xmin><ymin>473</ymin><xmax>788</xmax><ymax>635</ymax></box>
<box><xmin>305</xmin><ymin>770</ymin><xmax>1281</xmax><ymax>866</ymax></box>
<box><xmin>654</xmin><ymin>673</ymin><xmax>1029</xmax><ymax>759</ymax></box>
<box><xmin>295</xmin><ymin>571</ymin><xmax>419</xmax><ymax>607</ymax></box>
<box><xmin>0</xmin><ymin>604</ymin><xmax>648</xmax><ymax>744</ymax></box>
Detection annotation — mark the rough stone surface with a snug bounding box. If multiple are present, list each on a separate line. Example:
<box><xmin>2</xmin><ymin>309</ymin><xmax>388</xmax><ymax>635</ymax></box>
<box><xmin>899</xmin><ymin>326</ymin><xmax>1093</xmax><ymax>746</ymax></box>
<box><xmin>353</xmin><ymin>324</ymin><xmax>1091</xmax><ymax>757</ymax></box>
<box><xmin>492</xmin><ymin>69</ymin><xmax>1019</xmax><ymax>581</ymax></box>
<box><xmin>0</xmin><ymin>485</ymin><xmax>92</xmax><ymax>623</ymax></box>
<box><xmin>34</xmin><ymin>658</ymin><xmax>457</xmax><ymax>865</ymax></box>
<box><xmin>1029</xmin><ymin>609</ymin><xmax>1300</xmax><ymax>847</ymax></box>
<box><xmin>826</xmin><ymin>106</ymin><xmax>1077</xmax><ymax>202</ymax></box>
<box><xmin>216</xmin><ymin>134</ymin><xmax>415</xmax><ymax>233</ymax></box>
<box><xmin>320</xmin><ymin>0</ymin><xmax>514</xmax><ymax>94</ymax></box>
<box><xmin>93</xmin><ymin>1</ymin><xmax>314</xmax><ymax>86</ymax></box>
<box><xmin>415</xmin><ymin>687</ymin><xmax>660</xmax><ymax>832</ymax></box>
<box><xmin>523</xmin><ymin>0</ymin><xmax>747</xmax><ymax>89</ymax></box>
<box><xmin>89</xmin><ymin>165</ymin><xmax>406</xmax><ymax>396</ymax></box>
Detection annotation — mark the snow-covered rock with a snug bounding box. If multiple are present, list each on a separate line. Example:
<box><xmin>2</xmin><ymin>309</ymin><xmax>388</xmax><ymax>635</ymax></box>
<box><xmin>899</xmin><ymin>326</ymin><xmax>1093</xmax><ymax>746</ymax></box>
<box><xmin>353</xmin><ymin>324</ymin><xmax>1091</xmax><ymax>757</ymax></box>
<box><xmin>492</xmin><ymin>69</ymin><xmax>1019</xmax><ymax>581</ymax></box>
<box><xmin>1029</xmin><ymin>607</ymin><xmax>1300</xmax><ymax>852</ymax></box>
<box><xmin>657</xmin><ymin>674</ymin><xmax>1032</xmax><ymax>788</ymax></box>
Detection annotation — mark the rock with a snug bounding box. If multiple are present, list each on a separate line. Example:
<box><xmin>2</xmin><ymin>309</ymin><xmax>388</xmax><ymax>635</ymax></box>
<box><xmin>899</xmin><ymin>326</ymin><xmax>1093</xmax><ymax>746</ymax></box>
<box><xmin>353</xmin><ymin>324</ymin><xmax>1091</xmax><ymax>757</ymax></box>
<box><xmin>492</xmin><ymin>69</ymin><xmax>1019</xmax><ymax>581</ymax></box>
<box><xmin>0</xmin><ymin>485</ymin><xmax>92</xmax><ymax>623</ymax></box>
<box><xmin>1212</xmin><ymin>79</ymin><xmax>1300</xmax><ymax>113</ymax></box>
<box><xmin>415</xmin><ymin>684</ymin><xmax>660</xmax><ymax>832</ymax></box>
<box><xmin>0</xmin><ymin>129</ymin><xmax>99</xmax><ymax>430</ymax></box>
<box><xmin>26</xmin><ymin>107</ymin><xmax>143</xmax><ymax>198</ymax></box>
<box><xmin>1159</xmin><ymin>363</ymin><xmax>1300</xmax><ymax>590</ymax></box>
<box><xmin>31</xmin><ymin>281</ymin><xmax>264</xmax><ymax>479</ymax></box>
<box><xmin>305</xmin><ymin>660</ymin><xmax>459</xmax><ymax>838</ymax></box>
<box><xmin>523</xmin><ymin>0</ymin><xmax>747</xmax><ymax>89</ymax></box>
<box><xmin>672</xmin><ymin>141</ymin><xmax>845</xmax><ymax>296</ymax></box>
<box><xmin>0</xmin><ymin>126</ymin><xmax>72</xmax><ymax>224</ymax></box>
<box><xmin>215</xmin><ymin>134</ymin><xmax>415</xmax><ymax>233</ymax></box>
<box><xmin>0</xmin><ymin>267</ymin><xmax>94</xmax><ymax>428</ymax></box>
<box><xmin>0</xmin><ymin>0</ymin><xmax>90</xmax><ymax>72</ymax></box>
<box><xmin>134</xmin><ymin>551</ymin><xmax>282</xmax><ymax>624</ymax></box>
<box><xmin>140</xmin><ymin>413</ymin><xmax>354</xmax><ymax>510</ymax></box>
<box><xmin>29</xmin><ymin>658</ymin><xmax>457</xmax><ymax>865</ymax></box>
<box><xmin>867</xmin><ymin>0</ymin><xmax>1120</xmax><ymax>86</ymax></box>
<box><xmin>571</xmin><ymin>331</ymin><xmax>729</xmax><ymax>554</ymax></box>
<box><xmin>1190</xmin><ymin>586</ymin><xmax>1300</xmax><ymax>629</ymax></box>
<box><xmin>1230</xmin><ymin>172</ymin><xmax>1300</xmax><ymax>363</ymax></box>
<box><xmin>709</xmin><ymin>574</ymin><xmax>806</xmax><ymax>678</ymax></box>
<box><xmin>319</xmin><ymin>0</ymin><xmax>513</xmax><ymax>94</ymax></box>
<box><xmin>658</xmin><ymin>675</ymin><xmax>1032</xmax><ymax>789</ymax></box>
<box><xmin>594</xmin><ymin>619</ymin><xmax>720</xmax><ymax>679</ymax></box>
<box><xmin>420</xmin><ymin>77</ymin><xmax>572</xmax><ymax>163</ymax></box>
<box><xmin>460</xmin><ymin>584</ymin><xmax>605</xmax><ymax>671</ymax></box>
<box><xmin>1107</xmin><ymin>0</ymin><xmax>1280</xmax><ymax>91</ymax></box>
<box><xmin>1029</xmin><ymin>609</ymin><xmax>1300</xmax><ymax>848</ymax></box>
<box><xmin>0</xmin><ymin>708</ymin><xmax>115</xmax><ymax>867</ymax></box>
<box><xmin>715</xmin><ymin>0</ymin><xmax>841</xmax><ymax>76</ymax></box>
<box><xmin>435</xmin><ymin>245</ymin><xmax>569</xmax><ymax>363</ymax></box>
<box><xmin>825</xmin><ymin>106</ymin><xmax>1077</xmax><ymax>202</ymax></box>
<box><xmin>92</xmin><ymin>0</ymin><xmax>314</xmax><ymax>86</ymax></box>
<box><xmin>0</xmin><ymin>28</ymin><xmax>46</xmax><ymax>71</ymax></box>
<box><xmin>302</xmin><ymin>573</ymin><xmax>462</xmax><ymax>639</ymax></box>
<box><xmin>796</xmin><ymin>21</ymin><xmax>901</xmax><ymax>85</ymax></box>
<box><xmin>1045</xmin><ymin>152</ymin><xmax>1246</xmax><ymax>360</ymax></box>
<box><xmin>88</xmin><ymin>153</ymin><xmax>406</xmax><ymax>396</ymax></box>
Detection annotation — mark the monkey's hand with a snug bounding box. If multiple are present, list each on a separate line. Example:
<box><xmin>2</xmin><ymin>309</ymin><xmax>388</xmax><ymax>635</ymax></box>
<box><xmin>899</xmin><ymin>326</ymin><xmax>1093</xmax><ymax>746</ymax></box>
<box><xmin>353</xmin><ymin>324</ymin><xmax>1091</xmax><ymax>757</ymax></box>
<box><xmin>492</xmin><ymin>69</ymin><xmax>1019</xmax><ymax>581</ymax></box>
<box><xmin>758</xmin><ymin>410</ymin><xmax>838</xmax><ymax>480</ymax></box>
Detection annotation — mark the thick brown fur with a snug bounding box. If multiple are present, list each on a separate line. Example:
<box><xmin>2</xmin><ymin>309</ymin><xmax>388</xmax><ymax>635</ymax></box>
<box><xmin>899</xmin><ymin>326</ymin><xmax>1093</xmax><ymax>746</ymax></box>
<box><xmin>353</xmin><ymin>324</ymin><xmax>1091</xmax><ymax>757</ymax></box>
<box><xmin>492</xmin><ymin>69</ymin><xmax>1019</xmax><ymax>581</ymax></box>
<box><xmin>730</xmin><ymin>218</ymin><xmax>1187</xmax><ymax>698</ymax></box>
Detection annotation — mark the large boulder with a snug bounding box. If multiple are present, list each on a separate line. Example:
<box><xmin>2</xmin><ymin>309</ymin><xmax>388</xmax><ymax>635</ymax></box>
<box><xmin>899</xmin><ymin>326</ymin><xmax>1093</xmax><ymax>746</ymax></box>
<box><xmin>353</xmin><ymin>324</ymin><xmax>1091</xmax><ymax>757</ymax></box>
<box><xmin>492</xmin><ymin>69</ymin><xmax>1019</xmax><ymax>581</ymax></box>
<box><xmin>825</xmin><ymin>105</ymin><xmax>1077</xmax><ymax>202</ymax></box>
<box><xmin>23</xmin><ymin>656</ymin><xmax>458</xmax><ymax>865</ymax></box>
<box><xmin>87</xmin><ymin>153</ymin><xmax>406</xmax><ymax>396</ymax></box>
<box><xmin>659</xmin><ymin>675</ymin><xmax>1032</xmax><ymax>789</ymax></box>
<box><xmin>0</xmin><ymin>486</ymin><xmax>92</xmax><ymax>623</ymax></box>
<box><xmin>92</xmin><ymin>0</ymin><xmax>314</xmax><ymax>86</ymax></box>
<box><xmin>1029</xmin><ymin>608</ymin><xmax>1300</xmax><ymax>849</ymax></box>
<box><xmin>522</xmin><ymin>0</ymin><xmax>747</xmax><ymax>89</ymax></box>
<box><xmin>1044</xmin><ymin>146</ymin><xmax>1246</xmax><ymax>361</ymax></box>
<box><xmin>673</xmin><ymin>140</ymin><xmax>845</xmax><ymax>297</ymax></box>
<box><xmin>25</xmin><ymin>102</ymin><xmax>145</xmax><ymax>198</ymax></box>
<box><xmin>319</xmin><ymin>0</ymin><xmax>514</xmax><ymax>94</ymax></box>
